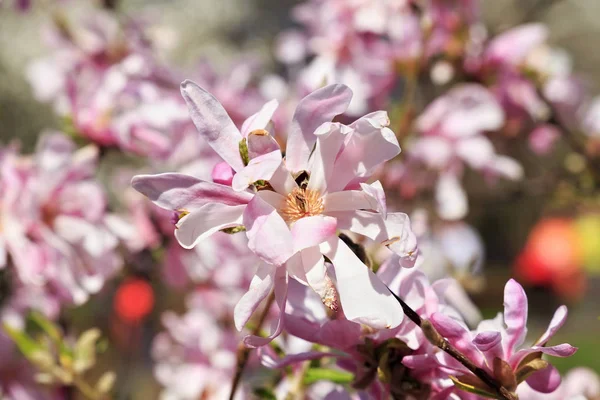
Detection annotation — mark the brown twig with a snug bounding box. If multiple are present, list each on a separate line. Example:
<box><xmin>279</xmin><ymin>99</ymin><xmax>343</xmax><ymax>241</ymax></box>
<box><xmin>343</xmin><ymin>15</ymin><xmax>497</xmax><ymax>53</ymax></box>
<box><xmin>387</xmin><ymin>288</ymin><xmax>516</xmax><ymax>400</ymax></box>
<box><xmin>228</xmin><ymin>292</ymin><xmax>275</xmax><ymax>400</ymax></box>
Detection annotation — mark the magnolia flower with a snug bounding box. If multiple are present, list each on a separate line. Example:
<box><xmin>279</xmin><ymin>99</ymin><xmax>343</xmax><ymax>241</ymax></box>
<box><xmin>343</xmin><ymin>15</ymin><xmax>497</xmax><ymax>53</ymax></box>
<box><xmin>430</xmin><ymin>279</ymin><xmax>577</xmax><ymax>397</ymax></box>
<box><xmin>133</xmin><ymin>81</ymin><xmax>418</xmax><ymax>346</ymax></box>
<box><xmin>1</xmin><ymin>133</ymin><xmax>122</xmax><ymax>307</ymax></box>
<box><xmin>405</xmin><ymin>84</ymin><xmax>523</xmax><ymax>220</ymax></box>
<box><xmin>152</xmin><ymin>298</ymin><xmax>244</xmax><ymax>400</ymax></box>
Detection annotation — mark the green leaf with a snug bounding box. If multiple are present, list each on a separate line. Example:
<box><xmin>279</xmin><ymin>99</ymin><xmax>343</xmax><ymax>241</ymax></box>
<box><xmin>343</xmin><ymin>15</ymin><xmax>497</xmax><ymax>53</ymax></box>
<box><xmin>28</xmin><ymin>312</ymin><xmax>62</xmax><ymax>342</ymax></box>
<box><xmin>3</xmin><ymin>323</ymin><xmax>45</xmax><ymax>358</ymax></box>
<box><xmin>303</xmin><ymin>368</ymin><xmax>354</xmax><ymax>385</ymax></box>
<box><xmin>73</xmin><ymin>328</ymin><xmax>101</xmax><ymax>373</ymax></box>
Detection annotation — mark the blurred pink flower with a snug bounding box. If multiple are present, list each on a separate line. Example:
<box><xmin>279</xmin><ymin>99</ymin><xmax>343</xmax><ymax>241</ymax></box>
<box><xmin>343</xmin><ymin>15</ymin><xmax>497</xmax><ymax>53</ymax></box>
<box><xmin>0</xmin><ymin>133</ymin><xmax>122</xmax><ymax>308</ymax></box>
<box><xmin>401</xmin><ymin>84</ymin><xmax>522</xmax><ymax>220</ymax></box>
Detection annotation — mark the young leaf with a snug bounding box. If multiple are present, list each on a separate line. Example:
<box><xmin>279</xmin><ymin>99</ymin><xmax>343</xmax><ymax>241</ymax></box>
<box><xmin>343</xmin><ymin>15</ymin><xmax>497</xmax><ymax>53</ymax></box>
<box><xmin>73</xmin><ymin>328</ymin><xmax>101</xmax><ymax>373</ymax></box>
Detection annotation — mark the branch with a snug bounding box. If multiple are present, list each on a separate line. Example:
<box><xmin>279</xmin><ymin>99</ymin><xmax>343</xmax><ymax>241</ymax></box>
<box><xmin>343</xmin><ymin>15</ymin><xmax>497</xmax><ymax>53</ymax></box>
<box><xmin>228</xmin><ymin>292</ymin><xmax>275</xmax><ymax>400</ymax></box>
<box><xmin>387</xmin><ymin>288</ymin><xmax>516</xmax><ymax>400</ymax></box>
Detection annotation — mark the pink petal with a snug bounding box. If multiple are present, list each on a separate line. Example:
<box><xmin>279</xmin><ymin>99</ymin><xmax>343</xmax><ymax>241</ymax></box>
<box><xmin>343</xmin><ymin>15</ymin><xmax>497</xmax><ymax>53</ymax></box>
<box><xmin>234</xmin><ymin>262</ymin><xmax>275</xmax><ymax>331</ymax></box>
<box><xmin>473</xmin><ymin>331</ymin><xmax>503</xmax><ymax>368</ymax></box>
<box><xmin>231</xmin><ymin>151</ymin><xmax>283</xmax><ymax>191</ymax></box>
<box><xmin>435</xmin><ymin>173</ymin><xmax>468</xmax><ymax>221</ymax></box>
<box><xmin>247</xmin><ymin>131</ymin><xmax>281</xmax><ymax>159</ymax></box>
<box><xmin>511</xmin><ymin>344</ymin><xmax>578</xmax><ymax>368</ymax></box>
<box><xmin>132</xmin><ymin>173</ymin><xmax>252</xmax><ymax>211</ymax></box>
<box><xmin>286</xmin><ymin>84</ymin><xmax>353</xmax><ymax>173</ymax></box>
<box><xmin>240</xmin><ymin>99</ymin><xmax>279</xmax><ymax>137</ymax></box>
<box><xmin>323</xmin><ymin>190</ymin><xmax>379</xmax><ymax>213</ymax></box>
<box><xmin>485</xmin><ymin>23</ymin><xmax>549</xmax><ymax>66</ymax></box>
<box><xmin>320</xmin><ymin>237</ymin><xmax>403</xmax><ymax>329</ymax></box>
<box><xmin>268</xmin><ymin>162</ymin><xmax>298</xmax><ymax>195</ymax></box>
<box><xmin>291</xmin><ymin>216</ymin><xmax>337</xmax><ymax>253</ymax></box>
<box><xmin>359</xmin><ymin>181</ymin><xmax>387</xmax><ymax>218</ymax></box>
<box><xmin>535</xmin><ymin>305</ymin><xmax>568</xmax><ymax>346</ymax></box>
<box><xmin>402</xmin><ymin>354</ymin><xmax>439</xmax><ymax>371</ymax></box>
<box><xmin>175</xmin><ymin>203</ymin><xmax>246</xmax><ymax>249</ymax></box>
<box><xmin>330</xmin><ymin>210</ymin><xmax>417</xmax><ymax>266</ymax></box>
<box><xmin>525</xmin><ymin>364</ymin><xmax>561</xmax><ymax>394</ymax></box>
<box><xmin>180</xmin><ymin>80</ymin><xmax>245</xmax><ymax>171</ymax></box>
<box><xmin>211</xmin><ymin>162</ymin><xmax>234</xmax><ymax>186</ymax></box>
<box><xmin>243</xmin><ymin>196</ymin><xmax>294</xmax><ymax>265</ymax></box>
<box><xmin>300</xmin><ymin>246</ymin><xmax>328</xmax><ymax>299</ymax></box>
<box><xmin>503</xmin><ymin>279</ymin><xmax>528</xmax><ymax>355</ymax></box>
<box><xmin>306</xmin><ymin>122</ymin><xmax>351</xmax><ymax>194</ymax></box>
<box><xmin>243</xmin><ymin>267</ymin><xmax>288</xmax><ymax>348</ymax></box>
<box><xmin>259</xmin><ymin>347</ymin><xmax>334</xmax><ymax>369</ymax></box>
<box><xmin>430</xmin><ymin>312</ymin><xmax>485</xmax><ymax>367</ymax></box>
<box><xmin>317</xmin><ymin>319</ymin><xmax>364</xmax><ymax>349</ymax></box>
<box><xmin>327</xmin><ymin>111</ymin><xmax>400</xmax><ymax>192</ymax></box>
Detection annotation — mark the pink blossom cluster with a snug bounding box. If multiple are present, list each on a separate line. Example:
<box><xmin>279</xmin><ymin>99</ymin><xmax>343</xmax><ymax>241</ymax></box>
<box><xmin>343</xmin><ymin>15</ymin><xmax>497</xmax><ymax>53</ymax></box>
<box><xmin>1</xmin><ymin>0</ymin><xmax>599</xmax><ymax>398</ymax></box>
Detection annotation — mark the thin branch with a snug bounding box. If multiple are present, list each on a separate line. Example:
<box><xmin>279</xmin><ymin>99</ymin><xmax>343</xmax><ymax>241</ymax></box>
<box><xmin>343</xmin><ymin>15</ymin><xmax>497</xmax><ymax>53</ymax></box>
<box><xmin>387</xmin><ymin>288</ymin><xmax>516</xmax><ymax>400</ymax></box>
<box><xmin>228</xmin><ymin>292</ymin><xmax>275</xmax><ymax>400</ymax></box>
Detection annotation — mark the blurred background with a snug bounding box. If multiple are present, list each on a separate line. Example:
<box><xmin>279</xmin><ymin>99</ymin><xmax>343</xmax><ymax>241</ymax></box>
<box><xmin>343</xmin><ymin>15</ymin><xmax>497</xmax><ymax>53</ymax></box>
<box><xmin>0</xmin><ymin>0</ymin><xmax>599</xmax><ymax>399</ymax></box>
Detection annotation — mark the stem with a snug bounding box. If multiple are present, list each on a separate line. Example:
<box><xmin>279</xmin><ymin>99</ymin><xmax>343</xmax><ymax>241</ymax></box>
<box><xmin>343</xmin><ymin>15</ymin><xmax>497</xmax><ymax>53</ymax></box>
<box><xmin>72</xmin><ymin>375</ymin><xmax>103</xmax><ymax>400</ymax></box>
<box><xmin>228</xmin><ymin>292</ymin><xmax>275</xmax><ymax>400</ymax></box>
<box><xmin>387</xmin><ymin>288</ymin><xmax>516</xmax><ymax>400</ymax></box>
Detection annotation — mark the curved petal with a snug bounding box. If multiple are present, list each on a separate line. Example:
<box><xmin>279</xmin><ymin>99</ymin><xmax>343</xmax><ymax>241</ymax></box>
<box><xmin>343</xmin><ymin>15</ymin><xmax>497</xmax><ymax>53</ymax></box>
<box><xmin>503</xmin><ymin>279</ymin><xmax>528</xmax><ymax>355</ymax></box>
<box><xmin>243</xmin><ymin>267</ymin><xmax>288</xmax><ymax>348</ymax></box>
<box><xmin>300</xmin><ymin>246</ymin><xmax>328</xmax><ymax>301</ymax></box>
<box><xmin>473</xmin><ymin>331</ymin><xmax>503</xmax><ymax>368</ymax></box>
<box><xmin>430</xmin><ymin>312</ymin><xmax>485</xmax><ymax>367</ymax></box>
<box><xmin>291</xmin><ymin>216</ymin><xmax>338</xmax><ymax>253</ymax></box>
<box><xmin>132</xmin><ymin>173</ymin><xmax>252</xmax><ymax>211</ymax></box>
<box><xmin>511</xmin><ymin>344</ymin><xmax>578</xmax><ymax>369</ymax></box>
<box><xmin>241</xmin><ymin>99</ymin><xmax>279</xmax><ymax>137</ymax></box>
<box><xmin>525</xmin><ymin>364</ymin><xmax>561</xmax><ymax>394</ymax></box>
<box><xmin>307</xmin><ymin>122</ymin><xmax>351</xmax><ymax>194</ymax></box>
<box><xmin>243</xmin><ymin>195</ymin><xmax>294</xmax><ymax>265</ymax></box>
<box><xmin>320</xmin><ymin>237</ymin><xmax>403</xmax><ymax>329</ymax></box>
<box><xmin>327</xmin><ymin>111</ymin><xmax>400</xmax><ymax>192</ymax></box>
<box><xmin>331</xmin><ymin>210</ymin><xmax>417</xmax><ymax>266</ymax></box>
<box><xmin>323</xmin><ymin>190</ymin><xmax>379</xmax><ymax>213</ymax></box>
<box><xmin>232</xmin><ymin>151</ymin><xmax>282</xmax><ymax>191</ymax></box>
<box><xmin>359</xmin><ymin>181</ymin><xmax>387</xmax><ymax>218</ymax></box>
<box><xmin>269</xmin><ymin>161</ymin><xmax>298</xmax><ymax>196</ymax></box>
<box><xmin>534</xmin><ymin>305</ymin><xmax>568</xmax><ymax>346</ymax></box>
<box><xmin>175</xmin><ymin>203</ymin><xmax>246</xmax><ymax>249</ymax></box>
<box><xmin>234</xmin><ymin>262</ymin><xmax>275</xmax><ymax>331</ymax></box>
<box><xmin>287</xmin><ymin>84</ymin><xmax>353</xmax><ymax>173</ymax></box>
<box><xmin>180</xmin><ymin>80</ymin><xmax>244</xmax><ymax>171</ymax></box>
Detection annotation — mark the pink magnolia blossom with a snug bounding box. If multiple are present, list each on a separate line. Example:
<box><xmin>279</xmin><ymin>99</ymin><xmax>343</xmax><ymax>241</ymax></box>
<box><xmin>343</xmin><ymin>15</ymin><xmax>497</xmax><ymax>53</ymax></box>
<box><xmin>152</xmin><ymin>293</ymin><xmax>247</xmax><ymax>400</ymax></box>
<box><xmin>133</xmin><ymin>81</ymin><xmax>418</xmax><ymax>346</ymax></box>
<box><xmin>400</xmin><ymin>84</ymin><xmax>522</xmax><ymax>220</ymax></box>
<box><xmin>430</xmin><ymin>279</ymin><xmax>577</xmax><ymax>397</ymax></box>
<box><xmin>0</xmin><ymin>133</ymin><xmax>122</xmax><ymax>308</ymax></box>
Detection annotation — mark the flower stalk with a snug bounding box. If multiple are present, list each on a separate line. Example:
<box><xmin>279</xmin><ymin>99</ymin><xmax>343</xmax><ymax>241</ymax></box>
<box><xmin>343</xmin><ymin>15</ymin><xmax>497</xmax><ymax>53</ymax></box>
<box><xmin>228</xmin><ymin>292</ymin><xmax>275</xmax><ymax>400</ymax></box>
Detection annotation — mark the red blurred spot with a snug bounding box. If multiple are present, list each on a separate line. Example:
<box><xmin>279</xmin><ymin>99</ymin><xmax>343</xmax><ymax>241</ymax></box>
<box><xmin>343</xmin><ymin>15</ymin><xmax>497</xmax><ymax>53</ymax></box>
<box><xmin>114</xmin><ymin>278</ymin><xmax>154</xmax><ymax>323</ymax></box>
<box><xmin>515</xmin><ymin>218</ymin><xmax>583</xmax><ymax>289</ymax></box>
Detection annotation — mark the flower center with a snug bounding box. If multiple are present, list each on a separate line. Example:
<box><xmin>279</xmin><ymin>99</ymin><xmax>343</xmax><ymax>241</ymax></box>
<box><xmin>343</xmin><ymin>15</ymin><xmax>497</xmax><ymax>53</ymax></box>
<box><xmin>281</xmin><ymin>187</ymin><xmax>324</xmax><ymax>223</ymax></box>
